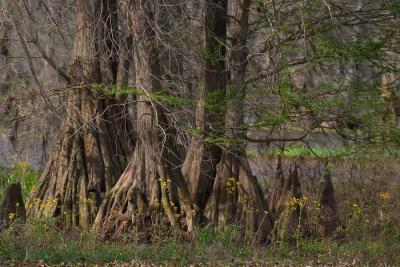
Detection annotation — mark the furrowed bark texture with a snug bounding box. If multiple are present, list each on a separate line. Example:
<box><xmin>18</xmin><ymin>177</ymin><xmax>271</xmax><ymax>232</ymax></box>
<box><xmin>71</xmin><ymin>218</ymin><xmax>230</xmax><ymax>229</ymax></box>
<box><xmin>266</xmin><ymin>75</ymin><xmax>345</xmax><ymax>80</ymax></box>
<box><xmin>27</xmin><ymin>0</ymin><xmax>129</xmax><ymax>229</ymax></box>
<box><xmin>269</xmin><ymin>157</ymin><xmax>285</xmax><ymax>217</ymax></box>
<box><xmin>206</xmin><ymin>0</ymin><xmax>273</xmax><ymax>243</ymax></box>
<box><xmin>182</xmin><ymin>0</ymin><xmax>227</xmax><ymax>220</ymax></box>
<box><xmin>270</xmin><ymin>165</ymin><xmax>308</xmax><ymax>243</ymax></box>
<box><xmin>94</xmin><ymin>0</ymin><xmax>195</xmax><ymax>238</ymax></box>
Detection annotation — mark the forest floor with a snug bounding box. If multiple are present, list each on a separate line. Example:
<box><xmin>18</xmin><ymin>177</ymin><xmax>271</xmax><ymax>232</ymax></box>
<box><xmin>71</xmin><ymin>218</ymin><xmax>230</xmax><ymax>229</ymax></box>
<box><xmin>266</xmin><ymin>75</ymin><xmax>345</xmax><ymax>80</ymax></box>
<box><xmin>0</xmin><ymin>220</ymin><xmax>399</xmax><ymax>266</ymax></box>
<box><xmin>1</xmin><ymin>155</ymin><xmax>400</xmax><ymax>266</ymax></box>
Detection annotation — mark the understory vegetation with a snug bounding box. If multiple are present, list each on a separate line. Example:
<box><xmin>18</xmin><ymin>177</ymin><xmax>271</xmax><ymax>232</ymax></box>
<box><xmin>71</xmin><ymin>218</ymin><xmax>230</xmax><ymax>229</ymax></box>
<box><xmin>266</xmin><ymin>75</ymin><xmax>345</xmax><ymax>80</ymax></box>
<box><xmin>1</xmin><ymin>156</ymin><xmax>399</xmax><ymax>266</ymax></box>
<box><xmin>1</xmin><ymin>220</ymin><xmax>399</xmax><ymax>266</ymax></box>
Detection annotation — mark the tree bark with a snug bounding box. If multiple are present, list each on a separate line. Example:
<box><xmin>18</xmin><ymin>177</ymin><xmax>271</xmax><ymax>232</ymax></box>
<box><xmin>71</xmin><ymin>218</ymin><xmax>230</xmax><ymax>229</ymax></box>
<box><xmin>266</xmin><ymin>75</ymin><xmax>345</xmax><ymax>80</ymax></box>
<box><xmin>182</xmin><ymin>0</ymin><xmax>227</xmax><ymax>222</ymax></box>
<box><xmin>97</xmin><ymin>0</ymin><xmax>119</xmax><ymax>85</ymax></box>
<box><xmin>0</xmin><ymin>183</ymin><xmax>26</xmax><ymax>230</ymax></box>
<box><xmin>271</xmin><ymin>166</ymin><xmax>308</xmax><ymax>243</ymax></box>
<box><xmin>94</xmin><ymin>0</ymin><xmax>196</xmax><ymax>238</ymax></box>
<box><xmin>27</xmin><ymin>0</ymin><xmax>130</xmax><ymax>229</ymax></box>
<box><xmin>317</xmin><ymin>164</ymin><xmax>339</xmax><ymax>237</ymax></box>
<box><xmin>206</xmin><ymin>0</ymin><xmax>273</xmax><ymax>244</ymax></box>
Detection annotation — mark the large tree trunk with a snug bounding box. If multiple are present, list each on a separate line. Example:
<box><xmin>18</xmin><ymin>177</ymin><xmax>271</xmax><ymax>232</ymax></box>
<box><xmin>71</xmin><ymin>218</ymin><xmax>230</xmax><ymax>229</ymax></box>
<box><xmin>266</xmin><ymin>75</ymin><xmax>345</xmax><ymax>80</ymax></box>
<box><xmin>181</xmin><ymin>0</ymin><xmax>227</xmax><ymax>222</ymax></box>
<box><xmin>206</xmin><ymin>0</ymin><xmax>273</xmax><ymax>244</ymax></box>
<box><xmin>27</xmin><ymin>0</ymin><xmax>130</xmax><ymax>229</ymax></box>
<box><xmin>94</xmin><ymin>0</ymin><xmax>195</xmax><ymax>238</ymax></box>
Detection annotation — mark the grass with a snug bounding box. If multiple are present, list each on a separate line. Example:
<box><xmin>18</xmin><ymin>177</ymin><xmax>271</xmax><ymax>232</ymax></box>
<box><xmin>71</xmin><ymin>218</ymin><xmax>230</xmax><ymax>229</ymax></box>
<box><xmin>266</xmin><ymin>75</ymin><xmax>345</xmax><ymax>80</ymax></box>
<box><xmin>1</xmin><ymin>220</ymin><xmax>399</xmax><ymax>266</ymax></box>
<box><xmin>247</xmin><ymin>144</ymin><xmax>400</xmax><ymax>159</ymax></box>
<box><xmin>1</xmin><ymin>158</ymin><xmax>400</xmax><ymax>266</ymax></box>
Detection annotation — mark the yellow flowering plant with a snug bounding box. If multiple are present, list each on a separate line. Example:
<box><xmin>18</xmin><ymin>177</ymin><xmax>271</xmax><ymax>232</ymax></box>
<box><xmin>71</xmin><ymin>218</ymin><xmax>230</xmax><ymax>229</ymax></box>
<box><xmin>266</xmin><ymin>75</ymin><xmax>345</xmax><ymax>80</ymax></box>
<box><xmin>0</xmin><ymin>161</ymin><xmax>40</xmax><ymax>202</ymax></box>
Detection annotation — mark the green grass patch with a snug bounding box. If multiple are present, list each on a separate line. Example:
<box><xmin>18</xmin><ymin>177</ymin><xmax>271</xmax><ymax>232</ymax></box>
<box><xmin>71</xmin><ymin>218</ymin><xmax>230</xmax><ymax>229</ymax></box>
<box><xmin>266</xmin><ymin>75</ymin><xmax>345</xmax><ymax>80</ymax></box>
<box><xmin>0</xmin><ymin>162</ymin><xmax>39</xmax><ymax>203</ymax></box>
<box><xmin>247</xmin><ymin>145</ymin><xmax>400</xmax><ymax>159</ymax></box>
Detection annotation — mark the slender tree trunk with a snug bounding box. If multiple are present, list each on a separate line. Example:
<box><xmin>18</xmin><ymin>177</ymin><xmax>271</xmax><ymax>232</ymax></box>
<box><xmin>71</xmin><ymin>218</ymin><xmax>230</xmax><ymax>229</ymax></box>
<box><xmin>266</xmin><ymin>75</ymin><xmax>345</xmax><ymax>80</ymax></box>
<box><xmin>206</xmin><ymin>0</ymin><xmax>273</xmax><ymax>243</ymax></box>
<box><xmin>27</xmin><ymin>0</ymin><xmax>130</xmax><ymax>229</ymax></box>
<box><xmin>0</xmin><ymin>22</ymin><xmax>11</xmax><ymax>61</ymax></box>
<box><xmin>182</xmin><ymin>0</ymin><xmax>227</xmax><ymax>221</ymax></box>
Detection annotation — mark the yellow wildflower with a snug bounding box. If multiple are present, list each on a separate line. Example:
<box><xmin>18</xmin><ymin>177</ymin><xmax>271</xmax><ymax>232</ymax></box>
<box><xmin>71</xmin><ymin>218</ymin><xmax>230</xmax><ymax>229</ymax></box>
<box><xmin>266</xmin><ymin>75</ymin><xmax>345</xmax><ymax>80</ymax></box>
<box><xmin>18</xmin><ymin>161</ymin><xmax>29</xmax><ymax>169</ymax></box>
<box><xmin>378</xmin><ymin>192</ymin><xmax>391</xmax><ymax>201</ymax></box>
<box><xmin>30</xmin><ymin>186</ymin><xmax>36</xmax><ymax>194</ymax></box>
<box><xmin>160</xmin><ymin>178</ymin><xmax>172</xmax><ymax>190</ymax></box>
<box><xmin>8</xmin><ymin>213</ymin><xmax>16</xmax><ymax>220</ymax></box>
<box><xmin>288</xmin><ymin>196</ymin><xmax>307</xmax><ymax>208</ymax></box>
<box><xmin>34</xmin><ymin>197</ymin><xmax>41</xmax><ymax>205</ymax></box>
